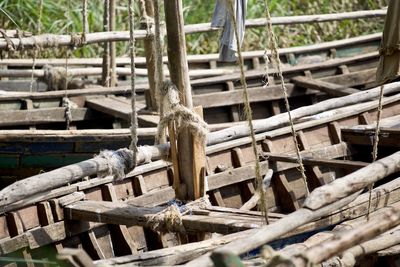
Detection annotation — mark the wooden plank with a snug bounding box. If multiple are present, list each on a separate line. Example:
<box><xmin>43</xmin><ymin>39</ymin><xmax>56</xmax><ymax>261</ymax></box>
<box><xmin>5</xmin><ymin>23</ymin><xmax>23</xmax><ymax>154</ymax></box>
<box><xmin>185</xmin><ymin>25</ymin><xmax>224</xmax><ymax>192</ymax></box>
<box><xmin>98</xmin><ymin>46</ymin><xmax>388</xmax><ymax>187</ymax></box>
<box><xmin>193</xmin><ymin>83</ymin><xmax>316</xmax><ymax>108</ymax></box>
<box><xmin>85</xmin><ymin>97</ymin><xmax>131</xmax><ymax>121</ymax></box>
<box><xmin>291</xmin><ymin>76</ymin><xmax>360</xmax><ymax>96</ymax></box>
<box><xmin>192</xmin><ymin>106</ymin><xmax>206</xmax><ymax>199</ymax></box>
<box><xmin>0</xmin><ymin>108</ymin><xmax>96</xmax><ymax>126</ymax></box>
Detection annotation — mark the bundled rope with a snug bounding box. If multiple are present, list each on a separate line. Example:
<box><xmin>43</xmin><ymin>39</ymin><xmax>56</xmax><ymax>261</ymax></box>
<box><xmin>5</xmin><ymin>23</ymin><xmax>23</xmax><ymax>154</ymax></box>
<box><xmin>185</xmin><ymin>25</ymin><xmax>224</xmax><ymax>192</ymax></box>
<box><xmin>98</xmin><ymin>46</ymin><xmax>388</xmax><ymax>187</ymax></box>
<box><xmin>156</xmin><ymin>81</ymin><xmax>209</xmax><ymax>145</ymax></box>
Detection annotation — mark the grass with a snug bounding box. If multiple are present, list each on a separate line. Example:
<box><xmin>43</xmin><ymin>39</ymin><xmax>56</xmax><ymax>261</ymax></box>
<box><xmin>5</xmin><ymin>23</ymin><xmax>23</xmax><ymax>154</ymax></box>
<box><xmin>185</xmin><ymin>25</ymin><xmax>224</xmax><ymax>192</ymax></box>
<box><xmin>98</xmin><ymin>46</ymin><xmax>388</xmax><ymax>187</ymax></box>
<box><xmin>0</xmin><ymin>0</ymin><xmax>389</xmax><ymax>58</ymax></box>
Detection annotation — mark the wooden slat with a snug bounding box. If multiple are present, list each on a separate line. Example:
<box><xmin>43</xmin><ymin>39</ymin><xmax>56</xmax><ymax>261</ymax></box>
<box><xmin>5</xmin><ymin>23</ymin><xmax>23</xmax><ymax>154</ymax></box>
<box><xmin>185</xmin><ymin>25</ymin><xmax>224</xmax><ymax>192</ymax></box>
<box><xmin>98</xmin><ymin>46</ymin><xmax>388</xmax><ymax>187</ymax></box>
<box><xmin>342</xmin><ymin>128</ymin><xmax>400</xmax><ymax>148</ymax></box>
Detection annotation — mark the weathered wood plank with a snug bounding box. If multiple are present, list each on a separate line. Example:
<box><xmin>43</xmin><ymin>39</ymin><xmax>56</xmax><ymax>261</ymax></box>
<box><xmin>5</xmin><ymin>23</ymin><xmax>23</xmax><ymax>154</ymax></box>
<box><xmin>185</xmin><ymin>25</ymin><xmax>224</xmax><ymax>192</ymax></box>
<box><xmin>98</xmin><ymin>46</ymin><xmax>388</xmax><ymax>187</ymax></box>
<box><xmin>292</xmin><ymin>76</ymin><xmax>360</xmax><ymax>96</ymax></box>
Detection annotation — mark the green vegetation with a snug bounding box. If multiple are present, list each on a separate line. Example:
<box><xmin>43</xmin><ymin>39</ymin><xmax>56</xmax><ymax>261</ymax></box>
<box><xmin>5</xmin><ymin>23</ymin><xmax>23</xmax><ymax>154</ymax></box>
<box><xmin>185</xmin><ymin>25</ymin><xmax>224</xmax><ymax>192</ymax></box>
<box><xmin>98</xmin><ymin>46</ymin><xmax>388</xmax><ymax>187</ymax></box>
<box><xmin>0</xmin><ymin>0</ymin><xmax>388</xmax><ymax>58</ymax></box>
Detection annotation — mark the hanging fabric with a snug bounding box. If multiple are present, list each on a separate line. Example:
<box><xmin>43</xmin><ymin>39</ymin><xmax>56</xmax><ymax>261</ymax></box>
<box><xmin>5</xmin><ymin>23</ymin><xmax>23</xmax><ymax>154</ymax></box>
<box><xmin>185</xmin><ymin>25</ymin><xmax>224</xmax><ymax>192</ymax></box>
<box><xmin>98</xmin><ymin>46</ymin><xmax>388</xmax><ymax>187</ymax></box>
<box><xmin>211</xmin><ymin>0</ymin><xmax>247</xmax><ymax>62</ymax></box>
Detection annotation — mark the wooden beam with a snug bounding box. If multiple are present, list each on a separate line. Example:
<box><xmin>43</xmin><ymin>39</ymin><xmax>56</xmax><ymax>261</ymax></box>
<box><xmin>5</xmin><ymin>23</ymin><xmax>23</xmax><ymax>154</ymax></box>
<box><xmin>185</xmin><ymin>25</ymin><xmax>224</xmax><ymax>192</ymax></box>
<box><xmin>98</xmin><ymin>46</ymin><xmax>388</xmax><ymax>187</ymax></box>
<box><xmin>291</xmin><ymin>76</ymin><xmax>360</xmax><ymax>96</ymax></box>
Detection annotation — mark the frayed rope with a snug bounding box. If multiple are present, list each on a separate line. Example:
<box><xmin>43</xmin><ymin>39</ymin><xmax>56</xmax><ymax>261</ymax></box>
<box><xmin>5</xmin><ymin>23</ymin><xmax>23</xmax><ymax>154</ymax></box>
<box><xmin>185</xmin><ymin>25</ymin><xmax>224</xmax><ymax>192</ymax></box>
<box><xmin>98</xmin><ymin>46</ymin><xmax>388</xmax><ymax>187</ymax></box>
<box><xmin>156</xmin><ymin>81</ymin><xmax>208</xmax><ymax>145</ymax></box>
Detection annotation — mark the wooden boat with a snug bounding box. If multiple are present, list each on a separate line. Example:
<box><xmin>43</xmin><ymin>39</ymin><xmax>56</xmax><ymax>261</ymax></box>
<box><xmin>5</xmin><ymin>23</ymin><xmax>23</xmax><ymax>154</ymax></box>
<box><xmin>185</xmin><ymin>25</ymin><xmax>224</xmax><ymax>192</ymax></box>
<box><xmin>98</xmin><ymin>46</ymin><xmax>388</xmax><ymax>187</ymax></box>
<box><xmin>0</xmin><ymin>47</ymin><xmax>381</xmax><ymax>180</ymax></box>
<box><xmin>0</xmin><ymin>79</ymin><xmax>399</xmax><ymax>266</ymax></box>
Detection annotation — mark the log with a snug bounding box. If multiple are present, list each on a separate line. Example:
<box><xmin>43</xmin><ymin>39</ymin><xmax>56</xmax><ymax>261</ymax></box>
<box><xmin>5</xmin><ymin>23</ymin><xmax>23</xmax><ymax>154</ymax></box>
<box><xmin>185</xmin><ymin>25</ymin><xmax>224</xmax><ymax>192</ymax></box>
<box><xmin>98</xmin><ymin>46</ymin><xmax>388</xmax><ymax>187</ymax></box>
<box><xmin>207</xmin><ymin>82</ymin><xmax>400</xmax><ymax>145</ymax></box>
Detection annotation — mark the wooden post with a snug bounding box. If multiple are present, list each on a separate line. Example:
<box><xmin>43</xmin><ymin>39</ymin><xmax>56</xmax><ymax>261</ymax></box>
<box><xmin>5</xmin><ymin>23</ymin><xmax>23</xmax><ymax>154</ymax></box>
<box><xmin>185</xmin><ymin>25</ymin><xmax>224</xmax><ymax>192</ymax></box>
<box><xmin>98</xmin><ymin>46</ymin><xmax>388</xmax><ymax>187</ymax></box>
<box><xmin>164</xmin><ymin>0</ymin><xmax>204</xmax><ymax>200</ymax></box>
<box><xmin>141</xmin><ymin>0</ymin><xmax>159</xmax><ymax>110</ymax></box>
<box><xmin>101</xmin><ymin>0</ymin><xmax>110</xmax><ymax>86</ymax></box>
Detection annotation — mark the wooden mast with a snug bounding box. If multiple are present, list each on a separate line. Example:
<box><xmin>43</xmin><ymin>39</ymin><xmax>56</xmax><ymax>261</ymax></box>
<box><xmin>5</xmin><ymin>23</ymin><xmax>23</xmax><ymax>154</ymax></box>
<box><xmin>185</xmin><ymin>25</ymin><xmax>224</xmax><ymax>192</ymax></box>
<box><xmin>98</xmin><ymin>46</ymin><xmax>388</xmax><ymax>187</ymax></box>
<box><xmin>164</xmin><ymin>0</ymin><xmax>205</xmax><ymax>200</ymax></box>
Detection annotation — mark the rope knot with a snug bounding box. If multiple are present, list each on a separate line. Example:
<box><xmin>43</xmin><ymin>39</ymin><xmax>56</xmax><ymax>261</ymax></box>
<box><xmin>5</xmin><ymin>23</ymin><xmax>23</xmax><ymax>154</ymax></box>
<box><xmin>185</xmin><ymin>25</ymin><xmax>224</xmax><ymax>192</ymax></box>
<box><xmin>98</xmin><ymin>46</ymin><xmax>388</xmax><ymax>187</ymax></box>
<box><xmin>70</xmin><ymin>33</ymin><xmax>86</xmax><ymax>48</ymax></box>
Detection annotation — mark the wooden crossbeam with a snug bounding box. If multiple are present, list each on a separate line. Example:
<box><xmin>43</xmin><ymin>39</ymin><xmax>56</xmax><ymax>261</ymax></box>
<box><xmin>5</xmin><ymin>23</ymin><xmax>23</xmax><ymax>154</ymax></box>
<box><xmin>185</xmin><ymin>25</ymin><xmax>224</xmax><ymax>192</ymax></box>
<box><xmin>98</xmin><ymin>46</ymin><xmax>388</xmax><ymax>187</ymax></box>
<box><xmin>291</xmin><ymin>76</ymin><xmax>360</xmax><ymax>96</ymax></box>
<box><xmin>265</xmin><ymin>152</ymin><xmax>368</xmax><ymax>170</ymax></box>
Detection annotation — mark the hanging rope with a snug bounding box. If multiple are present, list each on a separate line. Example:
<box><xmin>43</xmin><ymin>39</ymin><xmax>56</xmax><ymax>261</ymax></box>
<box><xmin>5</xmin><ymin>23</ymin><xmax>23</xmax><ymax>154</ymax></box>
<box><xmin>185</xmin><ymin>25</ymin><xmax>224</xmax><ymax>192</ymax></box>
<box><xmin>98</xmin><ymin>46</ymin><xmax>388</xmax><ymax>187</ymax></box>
<box><xmin>227</xmin><ymin>0</ymin><xmax>269</xmax><ymax>224</ymax></box>
<box><xmin>366</xmin><ymin>84</ymin><xmax>385</xmax><ymax>221</ymax></box>
<box><xmin>29</xmin><ymin>0</ymin><xmax>43</xmax><ymax>93</ymax></box>
<box><xmin>63</xmin><ymin>0</ymin><xmax>72</xmax><ymax>130</ymax></box>
<box><xmin>262</xmin><ymin>0</ymin><xmax>309</xmax><ymax>195</ymax></box>
<box><xmin>128</xmin><ymin>0</ymin><xmax>138</xmax><ymax>168</ymax></box>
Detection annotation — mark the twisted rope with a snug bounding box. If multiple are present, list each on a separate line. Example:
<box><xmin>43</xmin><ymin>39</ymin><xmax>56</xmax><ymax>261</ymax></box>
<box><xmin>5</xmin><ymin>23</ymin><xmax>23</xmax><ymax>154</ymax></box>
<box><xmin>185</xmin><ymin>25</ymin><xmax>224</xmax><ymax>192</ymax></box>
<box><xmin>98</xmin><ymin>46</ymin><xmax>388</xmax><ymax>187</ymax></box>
<box><xmin>227</xmin><ymin>0</ymin><xmax>269</xmax><ymax>224</ymax></box>
<box><xmin>263</xmin><ymin>0</ymin><xmax>309</xmax><ymax>195</ymax></box>
<box><xmin>366</xmin><ymin>84</ymin><xmax>385</xmax><ymax>221</ymax></box>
